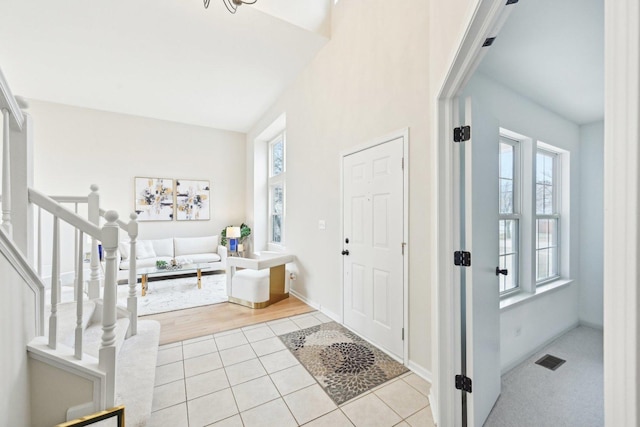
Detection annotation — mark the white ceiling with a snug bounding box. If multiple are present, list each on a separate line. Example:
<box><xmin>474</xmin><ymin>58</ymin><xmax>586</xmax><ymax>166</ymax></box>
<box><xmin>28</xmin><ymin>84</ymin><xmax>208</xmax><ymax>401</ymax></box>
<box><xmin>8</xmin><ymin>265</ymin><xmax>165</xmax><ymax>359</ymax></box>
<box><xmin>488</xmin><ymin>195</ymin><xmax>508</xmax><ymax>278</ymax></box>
<box><xmin>477</xmin><ymin>0</ymin><xmax>604</xmax><ymax>125</ymax></box>
<box><xmin>0</xmin><ymin>0</ymin><xmax>330</xmax><ymax>132</ymax></box>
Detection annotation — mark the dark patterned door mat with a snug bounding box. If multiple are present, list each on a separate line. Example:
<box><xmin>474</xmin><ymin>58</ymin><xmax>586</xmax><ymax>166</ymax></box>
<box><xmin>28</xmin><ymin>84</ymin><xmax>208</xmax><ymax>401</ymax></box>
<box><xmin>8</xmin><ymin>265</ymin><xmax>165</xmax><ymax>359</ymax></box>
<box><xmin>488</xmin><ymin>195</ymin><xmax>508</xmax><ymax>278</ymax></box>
<box><xmin>279</xmin><ymin>322</ymin><xmax>408</xmax><ymax>405</ymax></box>
<box><xmin>535</xmin><ymin>354</ymin><xmax>566</xmax><ymax>371</ymax></box>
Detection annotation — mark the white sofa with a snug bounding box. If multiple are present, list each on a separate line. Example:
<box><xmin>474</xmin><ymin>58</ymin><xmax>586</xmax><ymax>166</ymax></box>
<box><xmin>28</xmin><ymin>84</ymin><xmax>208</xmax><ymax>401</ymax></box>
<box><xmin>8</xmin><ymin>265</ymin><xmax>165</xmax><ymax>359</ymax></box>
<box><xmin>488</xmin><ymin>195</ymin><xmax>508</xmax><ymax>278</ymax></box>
<box><xmin>117</xmin><ymin>235</ymin><xmax>227</xmax><ymax>274</ymax></box>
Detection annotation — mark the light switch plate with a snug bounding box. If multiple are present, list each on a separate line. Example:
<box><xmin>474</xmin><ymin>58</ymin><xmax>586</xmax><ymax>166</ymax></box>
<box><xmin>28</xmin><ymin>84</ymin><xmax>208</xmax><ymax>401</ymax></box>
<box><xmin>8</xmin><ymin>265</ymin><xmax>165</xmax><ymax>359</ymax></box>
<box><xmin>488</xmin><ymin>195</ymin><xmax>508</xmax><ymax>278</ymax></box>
<box><xmin>318</xmin><ymin>220</ymin><xmax>326</xmax><ymax>230</ymax></box>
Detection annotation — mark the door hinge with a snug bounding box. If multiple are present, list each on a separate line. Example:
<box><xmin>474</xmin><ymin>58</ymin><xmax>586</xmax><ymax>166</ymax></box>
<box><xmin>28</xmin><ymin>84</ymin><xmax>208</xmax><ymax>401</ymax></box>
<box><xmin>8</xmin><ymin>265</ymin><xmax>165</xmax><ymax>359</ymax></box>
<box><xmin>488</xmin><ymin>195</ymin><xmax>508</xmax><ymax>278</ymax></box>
<box><xmin>455</xmin><ymin>375</ymin><xmax>472</xmax><ymax>393</ymax></box>
<box><xmin>453</xmin><ymin>126</ymin><xmax>471</xmax><ymax>142</ymax></box>
<box><xmin>401</xmin><ymin>242</ymin><xmax>406</xmax><ymax>255</ymax></box>
<box><xmin>483</xmin><ymin>37</ymin><xmax>496</xmax><ymax>47</ymax></box>
<box><xmin>454</xmin><ymin>251</ymin><xmax>471</xmax><ymax>267</ymax></box>
<box><xmin>402</xmin><ymin>328</ymin><xmax>405</xmax><ymax>341</ymax></box>
<box><xmin>401</xmin><ymin>158</ymin><xmax>404</xmax><ymax>170</ymax></box>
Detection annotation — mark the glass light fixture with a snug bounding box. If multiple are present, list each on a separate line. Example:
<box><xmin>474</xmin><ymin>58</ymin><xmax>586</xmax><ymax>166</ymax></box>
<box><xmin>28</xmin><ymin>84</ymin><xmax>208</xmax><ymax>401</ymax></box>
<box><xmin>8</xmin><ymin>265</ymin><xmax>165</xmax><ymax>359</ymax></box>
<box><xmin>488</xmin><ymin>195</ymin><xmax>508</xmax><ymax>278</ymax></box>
<box><xmin>203</xmin><ymin>0</ymin><xmax>258</xmax><ymax>14</ymax></box>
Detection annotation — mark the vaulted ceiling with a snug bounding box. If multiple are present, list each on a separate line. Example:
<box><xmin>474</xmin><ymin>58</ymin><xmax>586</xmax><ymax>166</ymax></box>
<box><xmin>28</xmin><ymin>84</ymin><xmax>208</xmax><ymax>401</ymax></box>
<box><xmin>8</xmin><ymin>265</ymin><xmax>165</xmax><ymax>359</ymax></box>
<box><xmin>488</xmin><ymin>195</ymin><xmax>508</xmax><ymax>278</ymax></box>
<box><xmin>0</xmin><ymin>0</ymin><xmax>331</xmax><ymax>132</ymax></box>
<box><xmin>478</xmin><ymin>0</ymin><xmax>604</xmax><ymax>125</ymax></box>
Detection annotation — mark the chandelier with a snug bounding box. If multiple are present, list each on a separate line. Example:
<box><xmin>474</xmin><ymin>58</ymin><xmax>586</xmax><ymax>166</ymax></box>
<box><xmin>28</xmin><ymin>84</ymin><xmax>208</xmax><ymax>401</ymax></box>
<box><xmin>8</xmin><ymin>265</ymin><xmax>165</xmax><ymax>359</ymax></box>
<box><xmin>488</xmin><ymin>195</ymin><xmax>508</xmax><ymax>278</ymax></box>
<box><xmin>203</xmin><ymin>0</ymin><xmax>258</xmax><ymax>14</ymax></box>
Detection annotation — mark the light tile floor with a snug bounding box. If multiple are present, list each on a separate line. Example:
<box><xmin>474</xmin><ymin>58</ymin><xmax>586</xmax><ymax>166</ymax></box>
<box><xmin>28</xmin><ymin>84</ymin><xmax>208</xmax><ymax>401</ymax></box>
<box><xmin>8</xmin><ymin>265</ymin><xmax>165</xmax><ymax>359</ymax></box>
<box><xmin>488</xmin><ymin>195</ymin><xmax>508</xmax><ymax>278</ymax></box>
<box><xmin>149</xmin><ymin>311</ymin><xmax>435</xmax><ymax>427</ymax></box>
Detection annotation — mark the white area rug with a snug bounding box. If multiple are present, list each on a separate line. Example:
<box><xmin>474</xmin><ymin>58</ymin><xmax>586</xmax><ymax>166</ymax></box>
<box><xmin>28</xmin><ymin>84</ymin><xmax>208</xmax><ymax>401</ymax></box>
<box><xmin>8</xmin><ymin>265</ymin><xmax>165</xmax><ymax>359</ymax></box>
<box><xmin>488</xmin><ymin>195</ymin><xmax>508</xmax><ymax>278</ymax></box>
<box><xmin>117</xmin><ymin>273</ymin><xmax>228</xmax><ymax>316</ymax></box>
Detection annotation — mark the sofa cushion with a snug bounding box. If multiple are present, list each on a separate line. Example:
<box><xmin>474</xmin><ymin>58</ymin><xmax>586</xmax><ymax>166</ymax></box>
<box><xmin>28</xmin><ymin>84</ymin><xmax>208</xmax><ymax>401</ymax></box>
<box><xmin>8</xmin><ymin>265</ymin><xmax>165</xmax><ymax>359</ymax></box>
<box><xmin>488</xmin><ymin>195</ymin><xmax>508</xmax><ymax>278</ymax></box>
<box><xmin>118</xmin><ymin>242</ymin><xmax>131</xmax><ymax>260</ymax></box>
<box><xmin>175</xmin><ymin>253</ymin><xmax>221</xmax><ymax>264</ymax></box>
<box><xmin>174</xmin><ymin>235</ymin><xmax>218</xmax><ymax>257</ymax></box>
<box><xmin>136</xmin><ymin>241</ymin><xmax>157</xmax><ymax>260</ymax></box>
<box><xmin>150</xmin><ymin>238</ymin><xmax>174</xmax><ymax>258</ymax></box>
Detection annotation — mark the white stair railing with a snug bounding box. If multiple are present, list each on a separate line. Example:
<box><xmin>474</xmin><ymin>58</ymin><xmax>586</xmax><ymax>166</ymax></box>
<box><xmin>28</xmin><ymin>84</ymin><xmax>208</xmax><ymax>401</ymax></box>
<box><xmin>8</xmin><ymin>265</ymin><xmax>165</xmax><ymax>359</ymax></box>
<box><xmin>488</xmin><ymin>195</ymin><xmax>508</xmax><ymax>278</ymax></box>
<box><xmin>29</xmin><ymin>188</ymin><xmax>121</xmax><ymax>407</ymax></box>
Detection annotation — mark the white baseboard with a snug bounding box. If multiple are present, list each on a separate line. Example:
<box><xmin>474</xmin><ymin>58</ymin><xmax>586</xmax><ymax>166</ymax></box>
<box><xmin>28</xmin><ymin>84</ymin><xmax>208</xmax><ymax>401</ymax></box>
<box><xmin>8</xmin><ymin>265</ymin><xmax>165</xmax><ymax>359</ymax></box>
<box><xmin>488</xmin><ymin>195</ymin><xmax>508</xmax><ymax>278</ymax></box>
<box><xmin>289</xmin><ymin>289</ymin><xmax>320</xmax><ymax>310</ymax></box>
<box><xmin>579</xmin><ymin>319</ymin><xmax>604</xmax><ymax>331</ymax></box>
<box><xmin>407</xmin><ymin>361</ymin><xmax>432</xmax><ymax>383</ymax></box>
<box><xmin>428</xmin><ymin>391</ymin><xmax>439</xmax><ymax>426</ymax></box>
<box><xmin>501</xmin><ymin>321</ymin><xmax>580</xmax><ymax>374</ymax></box>
<box><xmin>289</xmin><ymin>290</ymin><xmax>341</xmax><ymax>322</ymax></box>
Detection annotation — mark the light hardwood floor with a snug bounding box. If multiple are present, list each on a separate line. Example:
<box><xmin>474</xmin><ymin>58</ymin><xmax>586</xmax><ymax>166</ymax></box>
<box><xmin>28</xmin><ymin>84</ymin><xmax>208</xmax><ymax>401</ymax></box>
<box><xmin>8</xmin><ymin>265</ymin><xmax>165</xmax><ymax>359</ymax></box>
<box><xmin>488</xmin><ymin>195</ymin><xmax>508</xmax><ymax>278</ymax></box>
<box><xmin>143</xmin><ymin>296</ymin><xmax>316</xmax><ymax>345</ymax></box>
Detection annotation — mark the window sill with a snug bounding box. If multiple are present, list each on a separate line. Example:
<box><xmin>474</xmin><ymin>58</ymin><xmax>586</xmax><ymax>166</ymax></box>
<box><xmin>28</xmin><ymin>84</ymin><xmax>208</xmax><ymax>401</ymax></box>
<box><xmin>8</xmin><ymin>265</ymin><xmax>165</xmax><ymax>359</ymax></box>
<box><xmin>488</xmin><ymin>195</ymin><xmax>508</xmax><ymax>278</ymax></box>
<box><xmin>267</xmin><ymin>243</ymin><xmax>287</xmax><ymax>253</ymax></box>
<box><xmin>500</xmin><ymin>278</ymin><xmax>574</xmax><ymax>312</ymax></box>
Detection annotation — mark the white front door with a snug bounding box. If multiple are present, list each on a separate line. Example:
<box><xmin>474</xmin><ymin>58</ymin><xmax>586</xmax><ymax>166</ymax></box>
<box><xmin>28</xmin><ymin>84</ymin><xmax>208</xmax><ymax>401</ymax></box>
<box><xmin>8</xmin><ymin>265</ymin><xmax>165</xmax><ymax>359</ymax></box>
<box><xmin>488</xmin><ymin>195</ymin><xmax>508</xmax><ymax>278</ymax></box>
<box><xmin>461</xmin><ymin>96</ymin><xmax>501</xmax><ymax>426</ymax></box>
<box><xmin>343</xmin><ymin>136</ymin><xmax>404</xmax><ymax>359</ymax></box>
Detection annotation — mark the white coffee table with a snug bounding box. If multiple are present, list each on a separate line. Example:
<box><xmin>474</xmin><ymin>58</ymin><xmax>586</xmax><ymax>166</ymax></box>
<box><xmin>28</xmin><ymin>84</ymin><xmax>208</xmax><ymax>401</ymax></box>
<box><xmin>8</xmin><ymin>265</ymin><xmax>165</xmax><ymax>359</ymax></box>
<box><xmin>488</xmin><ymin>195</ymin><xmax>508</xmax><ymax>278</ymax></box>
<box><xmin>226</xmin><ymin>253</ymin><xmax>294</xmax><ymax>308</ymax></box>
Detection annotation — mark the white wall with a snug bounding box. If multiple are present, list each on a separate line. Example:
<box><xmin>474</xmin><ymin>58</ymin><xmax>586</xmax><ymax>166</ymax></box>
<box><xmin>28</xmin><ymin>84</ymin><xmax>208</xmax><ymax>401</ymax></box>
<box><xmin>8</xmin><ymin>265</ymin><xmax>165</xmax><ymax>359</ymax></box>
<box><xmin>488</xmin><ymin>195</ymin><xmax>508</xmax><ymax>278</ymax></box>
<box><xmin>463</xmin><ymin>72</ymin><xmax>582</xmax><ymax>371</ymax></box>
<box><xmin>579</xmin><ymin>121</ymin><xmax>604</xmax><ymax>328</ymax></box>
<box><xmin>246</xmin><ymin>0</ymin><xmax>432</xmax><ymax>372</ymax></box>
<box><xmin>26</xmin><ymin>100</ymin><xmax>246</xmax><ymax>272</ymax></box>
<box><xmin>0</xmin><ymin>252</ymin><xmax>37</xmax><ymax>427</ymax></box>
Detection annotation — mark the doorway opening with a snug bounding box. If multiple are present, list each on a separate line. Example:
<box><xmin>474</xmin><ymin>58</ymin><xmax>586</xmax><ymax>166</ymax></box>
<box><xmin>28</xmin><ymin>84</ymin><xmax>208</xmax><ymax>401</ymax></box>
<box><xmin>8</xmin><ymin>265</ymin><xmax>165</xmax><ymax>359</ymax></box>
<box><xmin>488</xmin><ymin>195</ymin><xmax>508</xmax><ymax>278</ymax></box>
<box><xmin>432</xmin><ymin>0</ymin><xmax>617</xmax><ymax>426</ymax></box>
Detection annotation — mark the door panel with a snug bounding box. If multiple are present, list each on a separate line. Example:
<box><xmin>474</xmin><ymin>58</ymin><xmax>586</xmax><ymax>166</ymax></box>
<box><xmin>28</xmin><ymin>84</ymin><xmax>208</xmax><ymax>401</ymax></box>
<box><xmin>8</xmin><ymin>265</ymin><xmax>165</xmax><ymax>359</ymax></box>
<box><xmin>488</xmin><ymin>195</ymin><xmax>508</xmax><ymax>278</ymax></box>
<box><xmin>343</xmin><ymin>137</ymin><xmax>404</xmax><ymax>358</ymax></box>
<box><xmin>463</xmin><ymin>97</ymin><xmax>501</xmax><ymax>427</ymax></box>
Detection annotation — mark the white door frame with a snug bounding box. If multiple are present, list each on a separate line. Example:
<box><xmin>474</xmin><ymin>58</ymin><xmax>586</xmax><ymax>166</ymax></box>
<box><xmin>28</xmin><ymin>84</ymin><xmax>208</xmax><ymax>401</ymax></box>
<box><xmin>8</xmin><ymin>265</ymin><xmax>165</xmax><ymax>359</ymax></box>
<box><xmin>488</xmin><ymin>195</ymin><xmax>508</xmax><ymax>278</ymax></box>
<box><xmin>432</xmin><ymin>1</ymin><xmax>640</xmax><ymax>426</ymax></box>
<box><xmin>340</xmin><ymin>127</ymin><xmax>410</xmax><ymax>365</ymax></box>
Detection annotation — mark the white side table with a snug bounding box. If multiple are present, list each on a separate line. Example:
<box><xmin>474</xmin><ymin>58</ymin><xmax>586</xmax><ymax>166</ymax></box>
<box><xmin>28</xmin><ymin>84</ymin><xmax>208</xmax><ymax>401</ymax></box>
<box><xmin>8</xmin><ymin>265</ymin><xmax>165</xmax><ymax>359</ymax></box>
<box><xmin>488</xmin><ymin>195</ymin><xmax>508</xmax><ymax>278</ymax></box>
<box><xmin>226</xmin><ymin>253</ymin><xmax>294</xmax><ymax>308</ymax></box>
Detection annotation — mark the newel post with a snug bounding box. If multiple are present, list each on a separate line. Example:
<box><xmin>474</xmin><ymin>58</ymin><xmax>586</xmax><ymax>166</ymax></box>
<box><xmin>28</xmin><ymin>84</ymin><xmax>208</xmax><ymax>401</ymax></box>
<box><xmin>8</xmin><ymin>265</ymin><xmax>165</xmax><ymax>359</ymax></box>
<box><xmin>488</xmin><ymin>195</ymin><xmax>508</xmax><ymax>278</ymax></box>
<box><xmin>99</xmin><ymin>210</ymin><xmax>119</xmax><ymax>408</ymax></box>
<box><xmin>88</xmin><ymin>184</ymin><xmax>102</xmax><ymax>299</ymax></box>
<box><xmin>127</xmin><ymin>213</ymin><xmax>138</xmax><ymax>336</ymax></box>
<box><xmin>9</xmin><ymin>111</ymin><xmax>34</xmax><ymax>260</ymax></box>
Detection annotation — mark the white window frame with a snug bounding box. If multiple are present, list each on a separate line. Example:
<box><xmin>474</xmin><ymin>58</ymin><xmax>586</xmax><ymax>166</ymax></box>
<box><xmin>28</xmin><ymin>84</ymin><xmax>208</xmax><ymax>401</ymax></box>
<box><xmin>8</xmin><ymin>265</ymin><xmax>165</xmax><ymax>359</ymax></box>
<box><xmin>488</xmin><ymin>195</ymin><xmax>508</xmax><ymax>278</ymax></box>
<box><xmin>268</xmin><ymin>132</ymin><xmax>286</xmax><ymax>248</ymax></box>
<box><xmin>535</xmin><ymin>147</ymin><xmax>561</xmax><ymax>285</ymax></box>
<box><xmin>498</xmin><ymin>136</ymin><xmax>521</xmax><ymax>295</ymax></box>
<box><xmin>498</xmin><ymin>130</ymin><xmax>570</xmax><ymax>302</ymax></box>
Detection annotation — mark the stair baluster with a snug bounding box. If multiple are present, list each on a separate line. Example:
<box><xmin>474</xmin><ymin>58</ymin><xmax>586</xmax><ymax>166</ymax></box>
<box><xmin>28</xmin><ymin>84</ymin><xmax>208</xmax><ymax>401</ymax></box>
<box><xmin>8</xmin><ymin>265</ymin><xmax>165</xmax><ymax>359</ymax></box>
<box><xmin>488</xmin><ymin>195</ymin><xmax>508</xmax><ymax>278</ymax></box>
<box><xmin>99</xmin><ymin>210</ymin><xmax>119</xmax><ymax>407</ymax></box>
<box><xmin>88</xmin><ymin>185</ymin><xmax>101</xmax><ymax>299</ymax></box>
<box><xmin>1</xmin><ymin>108</ymin><xmax>11</xmax><ymax>237</ymax></box>
<box><xmin>74</xmin><ymin>230</ymin><xmax>84</xmax><ymax>360</ymax></box>
<box><xmin>127</xmin><ymin>213</ymin><xmax>138</xmax><ymax>336</ymax></box>
<box><xmin>48</xmin><ymin>216</ymin><xmax>60</xmax><ymax>349</ymax></box>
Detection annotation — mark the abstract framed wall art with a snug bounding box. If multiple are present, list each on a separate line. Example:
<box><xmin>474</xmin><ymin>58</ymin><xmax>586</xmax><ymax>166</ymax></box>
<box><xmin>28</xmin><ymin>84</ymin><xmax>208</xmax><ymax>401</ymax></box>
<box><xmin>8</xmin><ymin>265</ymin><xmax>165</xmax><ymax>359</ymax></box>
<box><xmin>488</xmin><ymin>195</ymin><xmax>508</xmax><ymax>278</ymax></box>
<box><xmin>134</xmin><ymin>177</ymin><xmax>175</xmax><ymax>221</ymax></box>
<box><xmin>175</xmin><ymin>179</ymin><xmax>210</xmax><ymax>221</ymax></box>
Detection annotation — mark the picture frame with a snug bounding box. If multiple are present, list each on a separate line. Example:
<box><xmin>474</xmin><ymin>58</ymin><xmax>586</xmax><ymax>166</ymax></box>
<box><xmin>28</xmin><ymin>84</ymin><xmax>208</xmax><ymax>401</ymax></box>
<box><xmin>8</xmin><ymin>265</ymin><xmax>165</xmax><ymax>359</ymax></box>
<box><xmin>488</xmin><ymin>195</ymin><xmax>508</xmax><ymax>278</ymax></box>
<box><xmin>55</xmin><ymin>406</ymin><xmax>125</xmax><ymax>427</ymax></box>
<box><xmin>134</xmin><ymin>177</ymin><xmax>174</xmax><ymax>221</ymax></box>
<box><xmin>175</xmin><ymin>179</ymin><xmax>210</xmax><ymax>221</ymax></box>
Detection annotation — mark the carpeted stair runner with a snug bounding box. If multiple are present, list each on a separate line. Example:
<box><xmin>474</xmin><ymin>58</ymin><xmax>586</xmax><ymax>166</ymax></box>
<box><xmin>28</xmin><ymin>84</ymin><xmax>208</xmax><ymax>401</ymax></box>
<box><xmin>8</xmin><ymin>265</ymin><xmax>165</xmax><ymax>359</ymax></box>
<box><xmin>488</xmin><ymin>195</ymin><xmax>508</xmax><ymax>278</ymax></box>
<box><xmin>115</xmin><ymin>320</ymin><xmax>161</xmax><ymax>427</ymax></box>
<box><xmin>45</xmin><ymin>288</ymin><xmax>160</xmax><ymax>425</ymax></box>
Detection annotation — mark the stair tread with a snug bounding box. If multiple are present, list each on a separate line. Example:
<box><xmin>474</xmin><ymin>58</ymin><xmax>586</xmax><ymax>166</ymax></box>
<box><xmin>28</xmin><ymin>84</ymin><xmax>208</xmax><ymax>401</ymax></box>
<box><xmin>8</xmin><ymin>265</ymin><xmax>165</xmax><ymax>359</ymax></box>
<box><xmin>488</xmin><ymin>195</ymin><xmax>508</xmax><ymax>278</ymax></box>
<box><xmin>82</xmin><ymin>317</ymin><xmax>131</xmax><ymax>359</ymax></box>
<box><xmin>115</xmin><ymin>320</ymin><xmax>161</xmax><ymax>427</ymax></box>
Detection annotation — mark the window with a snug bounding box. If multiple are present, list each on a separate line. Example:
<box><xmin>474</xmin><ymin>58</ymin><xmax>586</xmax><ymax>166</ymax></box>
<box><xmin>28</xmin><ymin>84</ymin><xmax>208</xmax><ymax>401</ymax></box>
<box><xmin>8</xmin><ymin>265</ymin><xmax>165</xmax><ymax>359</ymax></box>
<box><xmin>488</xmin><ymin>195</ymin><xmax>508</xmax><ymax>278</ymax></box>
<box><xmin>498</xmin><ymin>132</ymin><xmax>566</xmax><ymax>297</ymax></box>
<box><xmin>268</xmin><ymin>133</ymin><xmax>285</xmax><ymax>245</ymax></box>
<box><xmin>498</xmin><ymin>138</ymin><xmax>520</xmax><ymax>293</ymax></box>
<box><xmin>535</xmin><ymin>149</ymin><xmax>559</xmax><ymax>283</ymax></box>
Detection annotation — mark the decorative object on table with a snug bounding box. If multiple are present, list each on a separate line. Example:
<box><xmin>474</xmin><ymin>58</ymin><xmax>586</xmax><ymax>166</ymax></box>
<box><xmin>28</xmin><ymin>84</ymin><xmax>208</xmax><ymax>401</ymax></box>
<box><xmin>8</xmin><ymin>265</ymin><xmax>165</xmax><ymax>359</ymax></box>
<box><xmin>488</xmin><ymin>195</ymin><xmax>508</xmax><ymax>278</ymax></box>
<box><xmin>226</xmin><ymin>226</ymin><xmax>241</xmax><ymax>253</ymax></box>
<box><xmin>155</xmin><ymin>260</ymin><xmax>168</xmax><ymax>269</ymax></box>
<box><xmin>175</xmin><ymin>179</ymin><xmax>210</xmax><ymax>221</ymax></box>
<box><xmin>203</xmin><ymin>0</ymin><xmax>257</xmax><ymax>14</ymax></box>
<box><xmin>134</xmin><ymin>177</ymin><xmax>174</xmax><ymax>221</ymax></box>
<box><xmin>279</xmin><ymin>322</ymin><xmax>408</xmax><ymax>405</ymax></box>
<box><xmin>220</xmin><ymin>223</ymin><xmax>251</xmax><ymax>253</ymax></box>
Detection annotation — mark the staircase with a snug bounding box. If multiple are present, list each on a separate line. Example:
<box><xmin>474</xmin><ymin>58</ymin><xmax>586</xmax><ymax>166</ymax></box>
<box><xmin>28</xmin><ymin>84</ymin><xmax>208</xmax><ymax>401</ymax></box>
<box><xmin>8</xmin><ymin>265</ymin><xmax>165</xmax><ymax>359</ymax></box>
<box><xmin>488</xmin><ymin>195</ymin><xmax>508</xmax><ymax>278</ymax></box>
<box><xmin>0</xmin><ymin>66</ymin><xmax>160</xmax><ymax>427</ymax></box>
